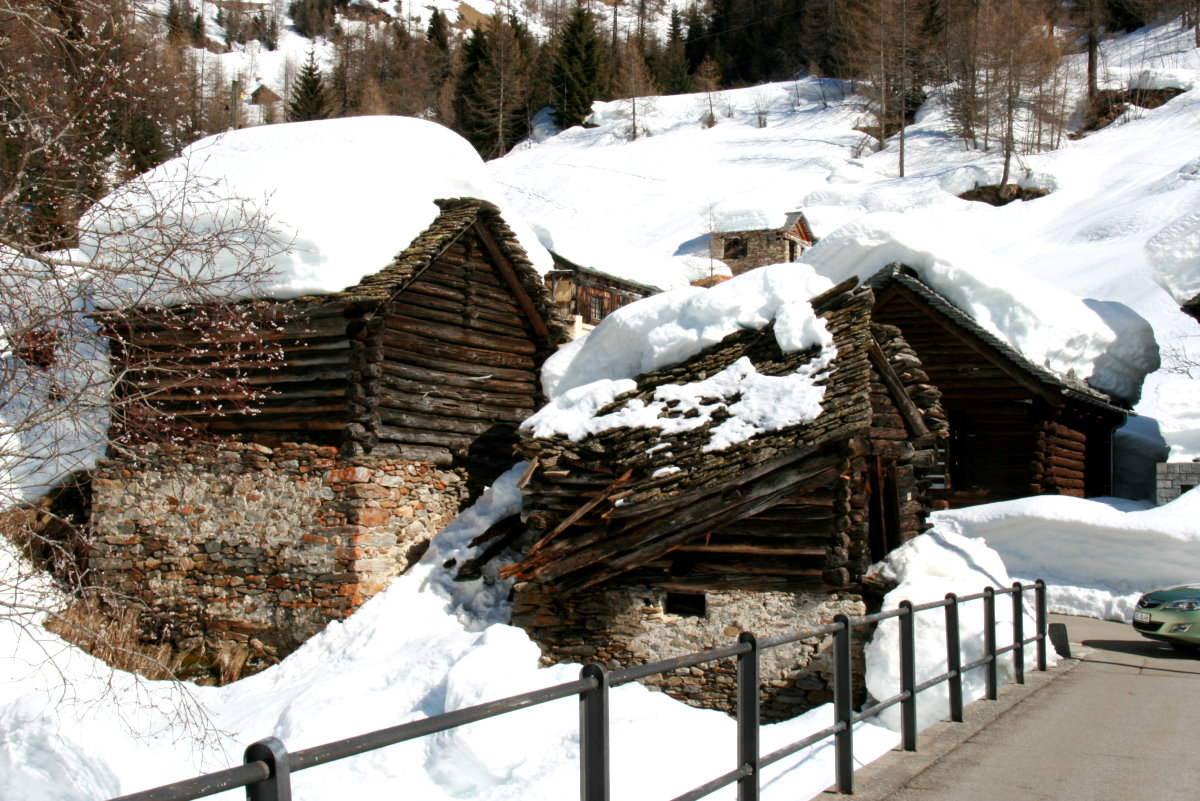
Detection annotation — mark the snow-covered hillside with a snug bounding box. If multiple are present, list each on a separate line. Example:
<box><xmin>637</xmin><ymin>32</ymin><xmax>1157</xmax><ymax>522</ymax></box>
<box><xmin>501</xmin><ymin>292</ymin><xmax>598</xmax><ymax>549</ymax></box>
<box><xmin>488</xmin><ymin>20</ymin><xmax>1200</xmax><ymax>473</ymax></box>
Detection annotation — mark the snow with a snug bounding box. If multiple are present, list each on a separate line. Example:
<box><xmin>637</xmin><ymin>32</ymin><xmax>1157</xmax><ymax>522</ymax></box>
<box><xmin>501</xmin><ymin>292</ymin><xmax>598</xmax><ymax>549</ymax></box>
<box><xmin>526</xmin><ymin>264</ymin><xmax>836</xmax><ymax>450</ymax></box>
<box><xmin>935</xmin><ymin>489</ymin><xmax>1200</xmax><ymax>622</ymax></box>
<box><xmin>0</xmin><ymin>466</ymin><xmax>900</xmax><ymax>801</ymax></box>
<box><xmin>538</xmin><ymin>264</ymin><xmax>835</xmax><ymax>398</ymax></box>
<box><xmin>10</xmin><ymin>14</ymin><xmax>1200</xmax><ymax>801</ymax></box>
<box><xmin>81</xmin><ymin>117</ymin><xmax>552</xmax><ymax>306</ymax></box>
<box><xmin>487</xmin><ymin>20</ymin><xmax>1200</xmax><ymax>461</ymax></box>
<box><xmin>864</xmin><ymin>529</ymin><xmax>1050</xmax><ymax>731</ymax></box>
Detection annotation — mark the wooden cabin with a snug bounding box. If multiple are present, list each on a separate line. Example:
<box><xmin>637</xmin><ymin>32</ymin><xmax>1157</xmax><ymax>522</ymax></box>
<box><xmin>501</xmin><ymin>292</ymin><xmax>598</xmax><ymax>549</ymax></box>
<box><xmin>867</xmin><ymin>264</ymin><xmax>1128</xmax><ymax>507</ymax></box>
<box><xmin>497</xmin><ymin>280</ymin><xmax>948</xmax><ymax>720</ymax></box>
<box><xmin>711</xmin><ymin>212</ymin><xmax>815</xmax><ymax>276</ymax></box>
<box><xmin>103</xmin><ymin>197</ymin><xmax>569</xmax><ymax>480</ymax></box>
<box><xmin>82</xmin><ymin>199</ymin><xmax>570</xmax><ymax>677</ymax></box>
<box><xmin>543</xmin><ymin>252</ymin><xmax>661</xmax><ymax>339</ymax></box>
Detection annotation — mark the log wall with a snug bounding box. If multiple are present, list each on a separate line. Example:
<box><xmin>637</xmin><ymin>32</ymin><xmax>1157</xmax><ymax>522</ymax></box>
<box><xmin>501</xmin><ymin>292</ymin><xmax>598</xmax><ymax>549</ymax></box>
<box><xmin>366</xmin><ymin>235</ymin><xmax>542</xmax><ymax>478</ymax></box>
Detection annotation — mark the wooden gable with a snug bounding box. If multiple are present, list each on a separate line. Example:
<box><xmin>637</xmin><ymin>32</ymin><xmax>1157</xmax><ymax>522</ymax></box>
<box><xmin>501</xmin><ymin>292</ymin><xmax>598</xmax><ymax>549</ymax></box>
<box><xmin>867</xmin><ymin>264</ymin><xmax>1126</xmax><ymax>505</ymax></box>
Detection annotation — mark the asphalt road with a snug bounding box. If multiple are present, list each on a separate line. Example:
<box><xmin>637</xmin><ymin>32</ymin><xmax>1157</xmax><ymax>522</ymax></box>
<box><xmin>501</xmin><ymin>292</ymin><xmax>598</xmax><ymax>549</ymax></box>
<box><xmin>838</xmin><ymin>614</ymin><xmax>1200</xmax><ymax>801</ymax></box>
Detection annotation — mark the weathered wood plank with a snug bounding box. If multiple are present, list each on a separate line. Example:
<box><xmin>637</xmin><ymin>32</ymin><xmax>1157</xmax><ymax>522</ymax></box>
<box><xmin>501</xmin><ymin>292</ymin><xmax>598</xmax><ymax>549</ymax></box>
<box><xmin>383</xmin><ymin>333</ymin><xmax>536</xmax><ymax>371</ymax></box>
<box><xmin>385</xmin><ymin>314</ymin><xmax>537</xmax><ymax>356</ymax></box>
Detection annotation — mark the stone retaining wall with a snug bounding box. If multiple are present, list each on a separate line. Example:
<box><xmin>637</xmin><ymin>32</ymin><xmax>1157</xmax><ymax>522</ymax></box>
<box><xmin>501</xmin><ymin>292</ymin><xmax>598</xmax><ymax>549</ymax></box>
<box><xmin>512</xmin><ymin>582</ymin><xmax>868</xmax><ymax>721</ymax></box>
<box><xmin>88</xmin><ymin>442</ymin><xmax>468</xmax><ymax>677</ymax></box>
<box><xmin>1155</xmin><ymin>461</ymin><xmax>1200</xmax><ymax>506</ymax></box>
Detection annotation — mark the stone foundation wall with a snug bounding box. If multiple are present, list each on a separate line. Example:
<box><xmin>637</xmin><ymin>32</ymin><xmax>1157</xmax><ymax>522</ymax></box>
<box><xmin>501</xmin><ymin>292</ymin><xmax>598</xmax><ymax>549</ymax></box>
<box><xmin>88</xmin><ymin>442</ymin><xmax>468</xmax><ymax>674</ymax></box>
<box><xmin>1155</xmin><ymin>461</ymin><xmax>1200</xmax><ymax>505</ymax></box>
<box><xmin>512</xmin><ymin>582</ymin><xmax>867</xmax><ymax>721</ymax></box>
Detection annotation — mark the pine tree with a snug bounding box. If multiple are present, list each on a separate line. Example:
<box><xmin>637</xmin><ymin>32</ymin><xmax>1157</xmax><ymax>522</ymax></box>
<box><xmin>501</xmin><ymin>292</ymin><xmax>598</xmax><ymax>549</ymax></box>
<box><xmin>426</xmin><ymin>8</ymin><xmax>450</xmax><ymax>52</ymax></box>
<box><xmin>287</xmin><ymin>49</ymin><xmax>330</xmax><ymax>122</ymax></box>
<box><xmin>552</xmin><ymin>4</ymin><xmax>609</xmax><ymax>130</ymax></box>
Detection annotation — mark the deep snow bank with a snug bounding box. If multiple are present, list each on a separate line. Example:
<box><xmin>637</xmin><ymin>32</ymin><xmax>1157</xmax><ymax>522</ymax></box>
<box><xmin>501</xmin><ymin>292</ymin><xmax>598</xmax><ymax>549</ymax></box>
<box><xmin>935</xmin><ymin>489</ymin><xmax>1200</xmax><ymax>621</ymax></box>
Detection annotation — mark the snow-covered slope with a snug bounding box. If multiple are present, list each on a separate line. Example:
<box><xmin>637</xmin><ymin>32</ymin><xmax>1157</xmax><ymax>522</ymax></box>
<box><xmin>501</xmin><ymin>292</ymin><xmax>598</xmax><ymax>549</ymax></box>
<box><xmin>488</xmin><ymin>21</ymin><xmax>1200</xmax><ymax>464</ymax></box>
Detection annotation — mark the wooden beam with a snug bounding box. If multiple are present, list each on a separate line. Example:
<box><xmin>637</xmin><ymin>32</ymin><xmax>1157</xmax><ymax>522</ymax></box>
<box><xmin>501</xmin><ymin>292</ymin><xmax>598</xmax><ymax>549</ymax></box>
<box><xmin>472</xmin><ymin>222</ymin><xmax>551</xmax><ymax>341</ymax></box>
<box><xmin>866</xmin><ymin>336</ymin><xmax>930</xmax><ymax>437</ymax></box>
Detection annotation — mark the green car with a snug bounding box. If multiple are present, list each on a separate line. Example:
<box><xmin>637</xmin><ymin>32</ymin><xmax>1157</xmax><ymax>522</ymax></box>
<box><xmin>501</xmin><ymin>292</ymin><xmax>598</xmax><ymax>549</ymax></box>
<box><xmin>1133</xmin><ymin>583</ymin><xmax>1200</xmax><ymax>651</ymax></box>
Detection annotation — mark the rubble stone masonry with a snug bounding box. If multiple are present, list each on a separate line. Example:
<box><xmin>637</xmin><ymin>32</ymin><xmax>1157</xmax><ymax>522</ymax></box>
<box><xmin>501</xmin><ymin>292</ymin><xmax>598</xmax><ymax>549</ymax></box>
<box><xmin>88</xmin><ymin>442</ymin><xmax>468</xmax><ymax>672</ymax></box>
<box><xmin>512</xmin><ymin>582</ymin><xmax>868</xmax><ymax>721</ymax></box>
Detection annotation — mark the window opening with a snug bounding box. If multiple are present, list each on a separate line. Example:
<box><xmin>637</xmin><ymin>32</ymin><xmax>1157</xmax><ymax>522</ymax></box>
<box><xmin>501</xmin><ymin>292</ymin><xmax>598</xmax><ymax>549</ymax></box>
<box><xmin>665</xmin><ymin>592</ymin><xmax>706</xmax><ymax>617</ymax></box>
<box><xmin>722</xmin><ymin>237</ymin><xmax>747</xmax><ymax>260</ymax></box>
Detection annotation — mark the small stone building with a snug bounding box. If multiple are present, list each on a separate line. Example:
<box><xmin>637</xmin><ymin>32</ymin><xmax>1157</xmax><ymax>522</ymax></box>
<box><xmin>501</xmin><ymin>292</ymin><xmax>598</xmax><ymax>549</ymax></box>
<box><xmin>711</xmin><ymin>212</ymin><xmax>815</xmax><ymax>276</ymax></box>
<box><xmin>87</xmin><ymin>198</ymin><xmax>569</xmax><ymax>677</ymax></box>
<box><xmin>499</xmin><ymin>279</ymin><xmax>948</xmax><ymax>720</ymax></box>
<box><xmin>543</xmin><ymin>252</ymin><xmax>661</xmax><ymax>339</ymax></box>
<box><xmin>1156</xmin><ymin>461</ymin><xmax>1200</xmax><ymax>505</ymax></box>
<box><xmin>868</xmin><ymin>264</ymin><xmax>1128</xmax><ymax>507</ymax></box>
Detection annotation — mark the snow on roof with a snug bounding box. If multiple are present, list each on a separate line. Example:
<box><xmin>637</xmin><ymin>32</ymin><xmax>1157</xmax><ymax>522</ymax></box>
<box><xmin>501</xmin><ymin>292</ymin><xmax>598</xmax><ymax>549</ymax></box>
<box><xmin>802</xmin><ymin>212</ymin><xmax>1160</xmax><ymax>406</ymax></box>
<box><xmin>81</xmin><ymin>116</ymin><xmax>552</xmax><ymax>307</ymax></box>
<box><xmin>1146</xmin><ymin>203</ymin><xmax>1200</xmax><ymax>309</ymax></box>
<box><xmin>525</xmin><ymin>265</ymin><xmax>838</xmax><ymax>453</ymax></box>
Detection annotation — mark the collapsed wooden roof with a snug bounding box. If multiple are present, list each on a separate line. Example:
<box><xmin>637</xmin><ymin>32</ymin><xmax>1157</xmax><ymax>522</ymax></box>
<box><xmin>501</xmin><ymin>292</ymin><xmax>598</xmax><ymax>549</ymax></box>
<box><xmin>498</xmin><ymin>279</ymin><xmax>946</xmax><ymax>592</ymax></box>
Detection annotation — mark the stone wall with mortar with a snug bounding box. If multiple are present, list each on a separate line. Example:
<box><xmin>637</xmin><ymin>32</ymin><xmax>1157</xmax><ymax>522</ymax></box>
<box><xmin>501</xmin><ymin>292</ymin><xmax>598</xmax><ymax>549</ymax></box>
<box><xmin>512</xmin><ymin>582</ymin><xmax>868</xmax><ymax>721</ymax></box>
<box><xmin>1155</xmin><ymin>461</ymin><xmax>1200</xmax><ymax>505</ymax></box>
<box><xmin>88</xmin><ymin>441</ymin><xmax>468</xmax><ymax>676</ymax></box>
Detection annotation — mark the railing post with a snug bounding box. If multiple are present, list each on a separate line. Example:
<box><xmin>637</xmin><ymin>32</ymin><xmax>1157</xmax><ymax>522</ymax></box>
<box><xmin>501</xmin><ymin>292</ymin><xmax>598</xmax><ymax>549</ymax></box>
<box><xmin>736</xmin><ymin>632</ymin><xmax>760</xmax><ymax>801</ymax></box>
<box><xmin>1012</xmin><ymin>582</ymin><xmax>1025</xmax><ymax>685</ymax></box>
<box><xmin>579</xmin><ymin>663</ymin><xmax>610</xmax><ymax>801</ymax></box>
<box><xmin>1036</xmin><ymin>579</ymin><xmax>1048</xmax><ymax>671</ymax></box>
<box><xmin>945</xmin><ymin>593</ymin><xmax>963</xmax><ymax>722</ymax></box>
<box><xmin>899</xmin><ymin>600</ymin><xmax>917</xmax><ymax>752</ymax></box>
<box><xmin>244</xmin><ymin>737</ymin><xmax>292</xmax><ymax>801</ymax></box>
<box><xmin>832</xmin><ymin>613</ymin><xmax>854</xmax><ymax>795</ymax></box>
<box><xmin>984</xmin><ymin>587</ymin><xmax>998</xmax><ymax>701</ymax></box>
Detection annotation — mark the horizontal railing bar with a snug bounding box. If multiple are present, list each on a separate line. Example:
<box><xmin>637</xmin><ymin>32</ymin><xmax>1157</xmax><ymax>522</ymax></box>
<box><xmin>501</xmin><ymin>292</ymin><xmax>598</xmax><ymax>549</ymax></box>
<box><xmin>758</xmin><ymin>722</ymin><xmax>846</xmax><ymax>768</ymax></box>
<box><xmin>911</xmin><ymin>598</ymin><xmax>951</xmax><ymax>613</ymax></box>
<box><xmin>855</xmin><ymin>691</ymin><xmax>907</xmax><ymax>721</ymax></box>
<box><xmin>759</xmin><ymin>621</ymin><xmax>844</xmax><ymax>649</ymax></box>
<box><xmin>107</xmin><ymin>762</ymin><xmax>270</xmax><ymax>801</ymax></box>
<box><xmin>961</xmin><ymin>655</ymin><xmax>993</xmax><ymax>672</ymax></box>
<box><xmin>666</xmin><ymin>764</ymin><xmax>753</xmax><ymax>801</ymax></box>
<box><xmin>995</xmin><ymin>643</ymin><xmax>1017</xmax><ymax>657</ymax></box>
<box><xmin>857</xmin><ymin>607</ymin><xmax>907</xmax><ymax>626</ymax></box>
<box><xmin>956</xmin><ymin>591</ymin><xmax>988</xmax><ymax>603</ymax></box>
<box><xmin>915</xmin><ymin>673</ymin><xmax>949</xmax><ymax>695</ymax></box>
<box><xmin>610</xmin><ymin>643</ymin><xmax>750</xmax><ymax>686</ymax></box>
<box><xmin>291</xmin><ymin>677</ymin><xmax>597</xmax><ymax>771</ymax></box>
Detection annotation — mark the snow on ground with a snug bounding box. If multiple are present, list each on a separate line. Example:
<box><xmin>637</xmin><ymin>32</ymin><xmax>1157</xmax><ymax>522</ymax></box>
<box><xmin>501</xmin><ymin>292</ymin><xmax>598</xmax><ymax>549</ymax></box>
<box><xmin>936</xmin><ymin>489</ymin><xmax>1200</xmax><ymax>622</ymax></box>
<box><xmin>0</xmin><ymin>466</ymin><xmax>899</xmax><ymax>801</ymax></box>
<box><xmin>488</xmin><ymin>18</ymin><xmax>1200</xmax><ymax>466</ymax></box>
<box><xmin>83</xmin><ymin>116</ymin><xmax>552</xmax><ymax>306</ymax></box>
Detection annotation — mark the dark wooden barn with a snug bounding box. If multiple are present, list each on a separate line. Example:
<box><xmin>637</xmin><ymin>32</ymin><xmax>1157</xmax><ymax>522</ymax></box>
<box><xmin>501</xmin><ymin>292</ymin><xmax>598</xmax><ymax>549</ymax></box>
<box><xmin>494</xmin><ymin>279</ymin><xmax>948</xmax><ymax>719</ymax></box>
<box><xmin>543</xmin><ymin>252</ymin><xmax>661</xmax><ymax>338</ymax></box>
<box><xmin>867</xmin><ymin>264</ymin><xmax>1128</xmax><ymax>507</ymax></box>
<box><xmin>103</xmin><ymin>197</ymin><xmax>569</xmax><ymax>479</ymax></box>
<box><xmin>711</xmin><ymin>211</ymin><xmax>816</xmax><ymax>276</ymax></box>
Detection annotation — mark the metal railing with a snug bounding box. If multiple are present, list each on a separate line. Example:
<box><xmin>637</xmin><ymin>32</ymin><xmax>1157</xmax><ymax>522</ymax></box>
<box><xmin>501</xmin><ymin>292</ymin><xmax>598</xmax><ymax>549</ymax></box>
<box><xmin>107</xmin><ymin>579</ymin><xmax>1048</xmax><ymax>801</ymax></box>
